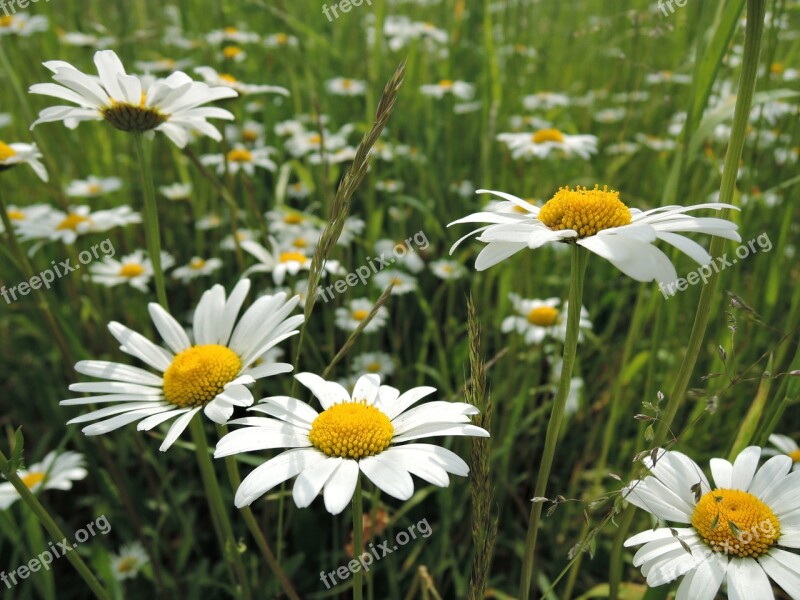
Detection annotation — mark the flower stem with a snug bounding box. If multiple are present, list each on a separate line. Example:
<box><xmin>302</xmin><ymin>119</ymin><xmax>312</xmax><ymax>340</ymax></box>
<box><xmin>519</xmin><ymin>244</ymin><xmax>588</xmax><ymax>600</ymax></box>
<box><xmin>189</xmin><ymin>416</ymin><xmax>252</xmax><ymax>600</ymax></box>
<box><xmin>0</xmin><ymin>450</ymin><xmax>110</xmax><ymax>600</ymax></box>
<box><xmin>132</xmin><ymin>133</ymin><xmax>169</xmax><ymax>310</ymax></box>
<box><xmin>353</xmin><ymin>475</ymin><xmax>364</xmax><ymax>600</ymax></box>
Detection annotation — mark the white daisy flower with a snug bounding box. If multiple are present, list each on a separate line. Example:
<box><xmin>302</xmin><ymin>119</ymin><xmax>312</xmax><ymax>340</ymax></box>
<box><xmin>66</xmin><ymin>175</ymin><xmax>122</xmax><ymax>198</ymax></box>
<box><xmin>0</xmin><ymin>203</ymin><xmax>52</xmax><ymax>234</ymax></box>
<box><xmin>206</xmin><ymin>27</ymin><xmax>260</xmax><ymax>45</ymax></box>
<box><xmin>645</xmin><ymin>70</ymin><xmax>692</xmax><ymax>85</ymax></box>
<box><xmin>240</xmin><ymin>239</ymin><xmax>343</xmax><ymax>285</ymax></box>
<box><xmin>351</xmin><ymin>352</ymin><xmax>396</xmax><ymax>378</ymax></box>
<box><xmin>16</xmin><ymin>205</ymin><xmax>141</xmax><ymax>245</ymax></box>
<box><xmin>0</xmin><ymin>141</ymin><xmax>48</xmax><ymax>181</ymax></box>
<box><xmin>497</xmin><ymin>129</ymin><xmax>598</xmax><ymax>160</ymax></box>
<box><xmin>214</xmin><ymin>373</ymin><xmax>489</xmax><ymax>513</ymax></box>
<box><xmin>59</xmin><ymin>32</ymin><xmax>116</xmax><ymax>49</ymax></box>
<box><xmin>334</xmin><ymin>298</ymin><xmax>389</xmax><ymax>333</ymax></box>
<box><xmin>196</xmin><ymin>213</ymin><xmax>224</xmax><ymax>231</ymax></box>
<box><xmin>110</xmin><ymin>541</ymin><xmax>149</xmax><ymax>581</ymax></box>
<box><xmin>338</xmin><ymin>216</ymin><xmax>366</xmax><ymax>246</ymax></box>
<box><xmin>501</xmin><ymin>295</ymin><xmax>561</xmax><ymax>345</ymax></box>
<box><xmin>225</xmin><ymin>120</ymin><xmax>265</xmax><ymax>145</ymax></box>
<box><xmin>430</xmin><ymin>259</ymin><xmax>467</xmax><ymax>280</ymax></box>
<box><xmin>220</xmin><ymin>46</ymin><xmax>247</xmax><ymax>63</ymax></box>
<box><xmin>194</xmin><ymin>66</ymin><xmax>289</xmax><ymax>97</ymax></box>
<box><xmin>220</xmin><ymin>228</ymin><xmax>257</xmax><ymax>249</ymax></box>
<box><xmin>61</xmin><ymin>280</ymin><xmax>303</xmax><ymax>451</ymax></box>
<box><xmin>0</xmin><ymin>451</ymin><xmax>87</xmax><ymax>509</ymax></box>
<box><xmin>767</xmin><ymin>434</ymin><xmax>800</xmax><ymax>471</ymax></box>
<box><xmin>172</xmin><ymin>257</ymin><xmax>223</xmax><ymax>283</ymax></box>
<box><xmin>522</xmin><ymin>92</ymin><xmax>570</xmax><ymax>111</ymax></box>
<box><xmin>0</xmin><ymin>13</ymin><xmax>48</xmax><ymax>36</ymax></box>
<box><xmin>88</xmin><ymin>250</ymin><xmax>175</xmax><ymax>292</ymax></box>
<box><xmin>286</xmin><ymin>181</ymin><xmax>311</xmax><ymax>200</ymax></box>
<box><xmin>201</xmin><ymin>144</ymin><xmax>277</xmax><ymax>176</ymax></box>
<box><xmin>0</xmin><ymin>113</ymin><xmax>11</xmax><ymax>127</ymax></box>
<box><xmin>263</xmin><ymin>32</ymin><xmax>298</xmax><ymax>48</ymax></box>
<box><xmin>373</xmin><ymin>270</ymin><xmax>417</xmax><ymax>295</ymax></box>
<box><xmin>134</xmin><ymin>58</ymin><xmax>193</xmax><ymax>74</ymax></box>
<box><xmin>375</xmin><ymin>239</ymin><xmax>425</xmax><ymax>273</ymax></box>
<box><xmin>326</xmin><ymin>77</ymin><xmax>367</xmax><ymax>96</ymax></box>
<box><xmin>449</xmin><ymin>186</ymin><xmax>741</xmax><ymax>284</ymax></box>
<box><xmin>624</xmin><ymin>446</ymin><xmax>800</xmax><ymax>599</ymax></box>
<box><xmin>30</xmin><ymin>50</ymin><xmax>238</xmax><ymax>148</ymax></box>
<box><xmin>285</xmin><ymin>128</ymin><xmax>351</xmax><ymax>158</ymax></box>
<box><xmin>420</xmin><ymin>80</ymin><xmax>475</xmax><ymax>100</ymax></box>
<box><xmin>159</xmin><ymin>182</ymin><xmax>192</xmax><ymax>202</ymax></box>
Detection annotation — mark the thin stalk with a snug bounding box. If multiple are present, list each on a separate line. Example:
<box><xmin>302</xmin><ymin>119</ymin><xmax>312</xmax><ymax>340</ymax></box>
<box><xmin>353</xmin><ymin>475</ymin><xmax>364</xmax><ymax>600</ymax></box>
<box><xmin>132</xmin><ymin>133</ymin><xmax>169</xmax><ymax>310</ymax></box>
<box><xmin>519</xmin><ymin>245</ymin><xmax>588</xmax><ymax>600</ymax></box>
<box><xmin>0</xmin><ymin>450</ymin><xmax>110</xmax><ymax>600</ymax></box>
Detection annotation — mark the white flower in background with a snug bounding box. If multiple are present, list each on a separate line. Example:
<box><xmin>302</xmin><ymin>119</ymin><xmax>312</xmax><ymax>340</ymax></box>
<box><xmin>645</xmin><ymin>70</ymin><xmax>692</xmax><ymax>85</ymax></box>
<box><xmin>215</xmin><ymin>373</ymin><xmax>489</xmax><ymax>513</ymax></box>
<box><xmin>522</xmin><ymin>92</ymin><xmax>570</xmax><ymax>111</ymax></box>
<box><xmin>624</xmin><ymin>446</ymin><xmax>800</xmax><ymax>599</ymax></box>
<box><xmin>767</xmin><ymin>434</ymin><xmax>800</xmax><ymax>471</ymax></box>
<box><xmin>634</xmin><ymin>134</ymin><xmax>677</xmax><ymax>152</ymax></box>
<box><xmin>66</xmin><ymin>175</ymin><xmax>122</xmax><ymax>198</ymax></box>
<box><xmin>88</xmin><ymin>250</ymin><xmax>175</xmax><ymax>292</ymax></box>
<box><xmin>449</xmin><ymin>187</ymin><xmax>740</xmax><ymax>283</ymax></box>
<box><xmin>0</xmin><ymin>451</ymin><xmax>87</xmax><ymax>509</ymax></box>
<box><xmin>62</xmin><ymin>280</ymin><xmax>303</xmax><ymax>451</ymax></box>
<box><xmin>172</xmin><ymin>257</ymin><xmax>223</xmax><ymax>283</ymax></box>
<box><xmin>134</xmin><ymin>58</ymin><xmax>193</xmax><ymax>73</ymax></box>
<box><xmin>593</xmin><ymin>108</ymin><xmax>626</xmax><ymax>124</ymax></box>
<box><xmin>220</xmin><ymin>46</ymin><xmax>248</xmax><ymax>63</ymax></box>
<box><xmin>226</xmin><ymin>120</ymin><xmax>265</xmax><ymax>145</ymax></box>
<box><xmin>16</xmin><ymin>205</ymin><xmax>141</xmax><ymax>245</ymax></box>
<box><xmin>220</xmin><ymin>228</ymin><xmax>257</xmax><ymax>249</ymax></box>
<box><xmin>240</xmin><ymin>239</ymin><xmax>343</xmax><ymax>285</ymax></box>
<box><xmin>110</xmin><ymin>541</ymin><xmax>149</xmax><ymax>581</ymax></box>
<box><xmin>501</xmin><ymin>295</ymin><xmax>562</xmax><ymax>345</ymax></box>
<box><xmin>375</xmin><ymin>239</ymin><xmax>425</xmax><ymax>273</ymax></box>
<box><xmin>430</xmin><ymin>259</ymin><xmax>466</xmax><ymax>281</ymax></box>
<box><xmin>338</xmin><ymin>216</ymin><xmax>365</xmax><ymax>246</ymax></box>
<box><xmin>326</xmin><ymin>77</ymin><xmax>367</xmax><ymax>96</ymax></box>
<box><xmin>351</xmin><ymin>352</ymin><xmax>396</xmax><ymax>378</ymax></box>
<box><xmin>450</xmin><ymin>179</ymin><xmax>475</xmax><ymax>199</ymax></box>
<box><xmin>497</xmin><ymin>129</ymin><xmax>598</xmax><ymax>160</ymax></box>
<box><xmin>373</xmin><ymin>270</ymin><xmax>417</xmax><ymax>295</ymax></box>
<box><xmin>201</xmin><ymin>144</ymin><xmax>277</xmax><ymax>176</ymax></box>
<box><xmin>286</xmin><ymin>181</ymin><xmax>311</xmax><ymax>200</ymax></box>
<box><xmin>285</xmin><ymin>127</ymin><xmax>352</xmax><ymax>158</ymax></box>
<box><xmin>0</xmin><ymin>13</ymin><xmax>48</xmax><ymax>36</ymax></box>
<box><xmin>0</xmin><ymin>113</ymin><xmax>11</xmax><ymax>127</ymax></box>
<box><xmin>335</xmin><ymin>298</ymin><xmax>389</xmax><ymax>333</ymax></box>
<box><xmin>0</xmin><ymin>141</ymin><xmax>48</xmax><ymax>181</ymax></box>
<box><xmin>308</xmin><ymin>147</ymin><xmax>357</xmax><ymax>165</ymax></box>
<box><xmin>194</xmin><ymin>66</ymin><xmax>289</xmax><ymax>96</ymax></box>
<box><xmin>420</xmin><ymin>79</ymin><xmax>475</xmax><ymax>100</ymax></box>
<box><xmin>159</xmin><ymin>182</ymin><xmax>192</xmax><ymax>202</ymax></box>
<box><xmin>206</xmin><ymin>26</ymin><xmax>260</xmax><ymax>45</ymax></box>
<box><xmin>375</xmin><ymin>179</ymin><xmax>404</xmax><ymax>193</ymax></box>
<box><xmin>30</xmin><ymin>50</ymin><xmax>238</xmax><ymax>148</ymax></box>
<box><xmin>196</xmin><ymin>213</ymin><xmax>224</xmax><ymax>231</ymax></box>
<box><xmin>263</xmin><ymin>32</ymin><xmax>299</xmax><ymax>48</ymax></box>
<box><xmin>58</xmin><ymin>31</ymin><xmax>116</xmax><ymax>48</ymax></box>
<box><xmin>0</xmin><ymin>203</ymin><xmax>52</xmax><ymax>235</ymax></box>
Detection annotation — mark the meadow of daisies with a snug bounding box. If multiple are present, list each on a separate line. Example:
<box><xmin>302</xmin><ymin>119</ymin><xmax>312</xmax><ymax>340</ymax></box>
<box><xmin>1</xmin><ymin>0</ymin><xmax>799</xmax><ymax>598</ymax></box>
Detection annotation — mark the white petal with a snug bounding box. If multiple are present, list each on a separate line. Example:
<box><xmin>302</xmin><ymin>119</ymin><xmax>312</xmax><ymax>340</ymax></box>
<box><xmin>292</xmin><ymin>457</ymin><xmax>341</xmax><ymax>508</ymax></box>
<box><xmin>214</xmin><ymin>426</ymin><xmax>310</xmax><ymax>457</ymax></box>
<box><xmin>710</xmin><ymin>457</ymin><xmax>733</xmax><ymax>489</ymax></box>
<box><xmin>359</xmin><ymin>453</ymin><xmax>415</xmax><ymax>500</ymax></box>
<box><xmin>726</xmin><ymin>557</ymin><xmax>773</xmax><ymax>600</ymax></box>
<box><xmin>322</xmin><ymin>459</ymin><xmax>359</xmax><ymax>515</ymax></box>
<box><xmin>731</xmin><ymin>446</ymin><xmax>761</xmax><ymax>490</ymax></box>
<box><xmin>159</xmin><ymin>408</ymin><xmax>201</xmax><ymax>451</ymax></box>
<box><xmin>294</xmin><ymin>373</ymin><xmax>350</xmax><ymax>409</ymax></box>
<box><xmin>148</xmin><ymin>304</ymin><xmax>191</xmax><ymax>354</ymax></box>
<box><xmin>235</xmin><ymin>448</ymin><xmax>325</xmax><ymax>507</ymax></box>
<box><xmin>759</xmin><ymin>549</ymin><xmax>800</xmax><ymax>600</ymax></box>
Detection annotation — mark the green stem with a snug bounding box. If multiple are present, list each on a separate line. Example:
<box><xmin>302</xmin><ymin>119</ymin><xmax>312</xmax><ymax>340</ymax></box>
<box><xmin>0</xmin><ymin>450</ymin><xmax>110</xmax><ymax>600</ymax></box>
<box><xmin>353</xmin><ymin>475</ymin><xmax>364</xmax><ymax>600</ymax></box>
<box><xmin>189</xmin><ymin>416</ymin><xmax>252</xmax><ymax>600</ymax></box>
<box><xmin>519</xmin><ymin>245</ymin><xmax>588</xmax><ymax>600</ymax></box>
<box><xmin>608</xmin><ymin>1</ymin><xmax>766</xmax><ymax>597</ymax></box>
<box><xmin>132</xmin><ymin>133</ymin><xmax>169</xmax><ymax>310</ymax></box>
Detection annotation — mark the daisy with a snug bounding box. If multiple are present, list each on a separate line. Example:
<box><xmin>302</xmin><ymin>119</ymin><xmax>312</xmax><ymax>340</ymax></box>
<box><xmin>767</xmin><ymin>434</ymin><xmax>800</xmax><ymax>471</ymax></box>
<box><xmin>201</xmin><ymin>144</ymin><xmax>277</xmax><ymax>176</ymax></box>
<box><xmin>624</xmin><ymin>446</ymin><xmax>800</xmax><ymax>599</ymax></box>
<box><xmin>0</xmin><ymin>113</ymin><xmax>11</xmax><ymax>127</ymax></box>
<box><xmin>430</xmin><ymin>259</ymin><xmax>467</xmax><ymax>280</ymax></box>
<box><xmin>159</xmin><ymin>182</ymin><xmax>192</xmax><ymax>202</ymax></box>
<box><xmin>220</xmin><ymin>46</ymin><xmax>247</xmax><ymax>63</ymax></box>
<box><xmin>172</xmin><ymin>257</ymin><xmax>223</xmax><ymax>283</ymax></box>
<box><xmin>449</xmin><ymin>186</ymin><xmax>741</xmax><ymax>284</ymax></box>
<box><xmin>0</xmin><ymin>451</ymin><xmax>87</xmax><ymax>509</ymax></box>
<box><xmin>66</xmin><ymin>175</ymin><xmax>122</xmax><ymax>198</ymax></box>
<box><xmin>16</xmin><ymin>205</ymin><xmax>141</xmax><ymax>245</ymax></box>
<box><xmin>59</xmin><ymin>32</ymin><xmax>116</xmax><ymax>49</ymax></box>
<box><xmin>241</xmin><ymin>239</ymin><xmax>343</xmax><ymax>285</ymax></box>
<box><xmin>326</xmin><ymin>77</ymin><xmax>367</xmax><ymax>96</ymax></box>
<box><xmin>285</xmin><ymin>127</ymin><xmax>351</xmax><ymax>158</ymax></box>
<box><xmin>522</xmin><ymin>92</ymin><xmax>570</xmax><ymax>111</ymax></box>
<box><xmin>420</xmin><ymin>80</ymin><xmax>475</xmax><ymax>100</ymax></box>
<box><xmin>214</xmin><ymin>373</ymin><xmax>489</xmax><ymax>513</ymax></box>
<box><xmin>206</xmin><ymin>27</ymin><xmax>260</xmax><ymax>45</ymax></box>
<box><xmin>263</xmin><ymin>32</ymin><xmax>298</xmax><ymax>48</ymax></box>
<box><xmin>375</xmin><ymin>239</ymin><xmax>425</xmax><ymax>273</ymax></box>
<box><xmin>351</xmin><ymin>352</ymin><xmax>396</xmax><ymax>378</ymax></box>
<box><xmin>220</xmin><ymin>228</ymin><xmax>257</xmax><ymax>249</ymax></box>
<box><xmin>134</xmin><ymin>58</ymin><xmax>193</xmax><ymax>74</ymax></box>
<box><xmin>0</xmin><ymin>13</ymin><xmax>48</xmax><ymax>36</ymax></box>
<box><xmin>194</xmin><ymin>66</ymin><xmax>289</xmax><ymax>97</ymax></box>
<box><xmin>88</xmin><ymin>250</ymin><xmax>175</xmax><ymax>292</ymax></box>
<box><xmin>501</xmin><ymin>295</ymin><xmax>562</xmax><ymax>345</ymax></box>
<box><xmin>61</xmin><ymin>279</ymin><xmax>303</xmax><ymax>451</ymax></box>
<box><xmin>30</xmin><ymin>50</ymin><xmax>239</xmax><ymax>148</ymax></box>
<box><xmin>110</xmin><ymin>542</ymin><xmax>149</xmax><ymax>581</ymax></box>
<box><xmin>334</xmin><ymin>298</ymin><xmax>389</xmax><ymax>333</ymax></box>
<box><xmin>226</xmin><ymin>120</ymin><xmax>265</xmax><ymax>145</ymax></box>
<box><xmin>0</xmin><ymin>141</ymin><xmax>48</xmax><ymax>181</ymax></box>
<box><xmin>373</xmin><ymin>270</ymin><xmax>417</xmax><ymax>295</ymax></box>
<box><xmin>497</xmin><ymin>130</ymin><xmax>598</xmax><ymax>160</ymax></box>
<box><xmin>196</xmin><ymin>213</ymin><xmax>224</xmax><ymax>231</ymax></box>
<box><xmin>0</xmin><ymin>203</ymin><xmax>52</xmax><ymax>234</ymax></box>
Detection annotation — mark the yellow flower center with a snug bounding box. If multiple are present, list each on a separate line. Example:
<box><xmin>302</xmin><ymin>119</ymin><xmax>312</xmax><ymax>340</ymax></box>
<box><xmin>219</xmin><ymin>73</ymin><xmax>238</xmax><ymax>84</ymax></box>
<box><xmin>279</xmin><ymin>251</ymin><xmax>307</xmax><ymax>264</ymax></box>
<box><xmin>119</xmin><ymin>263</ymin><xmax>145</xmax><ymax>278</ymax></box>
<box><xmin>532</xmin><ymin>129</ymin><xmax>565</xmax><ymax>144</ymax></box>
<box><xmin>0</xmin><ymin>16</ymin><xmax>13</xmax><ymax>27</ymax></box>
<box><xmin>162</xmin><ymin>344</ymin><xmax>242</xmax><ymax>407</ymax></box>
<box><xmin>224</xmin><ymin>26</ymin><xmax>238</xmax><ymax>34</ymax></box>
<box><xmin>57</xmin><ymin>213</ymin><xmax>90</xmax><ymax>231</ymax></box>
<box><xmin>243</xmin><ymin>129</ymin><xmax>258</xmax><ymax>142</ymax></box>
<box><xmin>307</xmin><ymin>134</ymin><xmax>322</xmax><ymax>145</ymax></box>
<box><xmin>284</xmin><ymin>213</ymin><xmax>304</xmax><ymax>224</ymax></box>
<box><xmin>102</xmin><ymin>95</ymin><xmax>167</xmax><ymax>132</ymax></box>
<box><xmin>438</xmin><ymin>79</ymin><xmax>454</xmax><ymax>88</ymax></box>
<box><xmin>308</xmin><ymin>401</ymin><xmax>394</xmax><ymax>459</ymax></box>
<box><xmin>789</xmin><ymin>449</ymin><xmax>800</xmax><ymax>463</ymax></box>
<box><xmin>341</xmin><ymin>79</ymin><xmax>353</xmax><ymax>89</ymax></box>
<box><xmin>22</xmin><ymin>472</ymin><xmax>45</xmax><ymax>488</ymax></box>
<box><xmin>0</xmin><ymin>141</ymin><xmax>17</xmax><ymax>161</ymax></box>
<box><xmin>190</xmin><ymin>258</ymin><xmax>206</xmax><ymax>270</ymax></box>
<box><xmin>538</xmin><ymin>186</ymin><xmax>631</xmax><ymax>238</ymax></box>
<box><xmin>223</xmin><ymin>46</ymin><xmax>242</xmax><ymax>58</ymax></box>
<box><xmin>275</xmin><ymin>33</ymin><xmax>289</xmax><ymax>44</ymax></box>
<box><xmin>87</xmin><ymin>183</ymin><xmax>102</xmax><ymax>194</ymax></box>
<box><xmin>227</xmin><ymin>148</ymin><xmax>253</xmax><ymax>163</ymax></box>
<box><xmin>771</xmin><ymin>63</ymin><xmax>785</xmax><ymax>75</ymax></box>
<box><xmin>351</xmin><ymin>309</ymin><xmax>369</xmax><ymax>321</ymax></box>
<box><xmin>527</xmin><ymin>306</ymin><xmax>559</xmax><ymax>326</ymax></box>
<box><xmin>7</xmin><ymin>209</ymin><xmax>25</xmax><ymax>220</ymax></box>
<box><xmin>292</xmin><ymin>237</ymin><xmax>307</xmax><ymax>248</ymax></box>
<box><xmin>366</xmin><ymin>362</ymin><xmax>382</xmax><ymax>373</ymax></box>
<box><xmin>116</xmin><ymin>557</ymin><xmax>138</xmax><ymax>573</ymax></box>
<box><xmin>692</xmin><ymin>489</ymin><xmax>781</xmax><ymax>558</ymax></box>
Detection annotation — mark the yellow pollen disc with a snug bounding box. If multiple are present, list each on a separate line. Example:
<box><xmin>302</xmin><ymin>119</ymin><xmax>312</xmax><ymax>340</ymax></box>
<box><xmin>692</xmin><ymin>489</ymin><xmax>780</xmax><ymax>558</ymax></box>
<box><xmin>87</xmin><ymin>183</ymin><xmax>102</xmax><ymax>194</ymax></box>
<box><xmin>0</xmin><ymin>141</ymin><xmax>16</xmax><ymax>161</ymax></box>
<box><xmin>116</xmin><ymin>557</ymin><xmax>137</xmax><ymax>573</ymax></box>
<box><xmin>538</xmin><ymin>185</ymin><xmax>631</xmax><ymax>238</ymax></box>
<box><xmin>309</xmin><ymin>401</ymin><xmax>394</xmax><ymax>459</ymax></box>
<box><xmin>243</xmin><ymin>129</ymin><xmax>258</xmax><ymax>142</ymax></box>
<box><xmin>527</xmin><ymin>306</ymin><xmax>559</xmax><ymax>327</ymax></box>
<box><xmin>22</xmin><ymin>472</ymin><xmax>45</xmax><ymax>488</ymax></box>
<box><xmin>351</xmin><ymin>309</ymin><xmax>369</xmax><ymax>321</ymax></box>
<box><xmin>220</xmin><ymin>73</ymin><xmax>238</xmax><ymax>84</ymax></box>
<box><xmin>308</xmin><ymin>134</ymin><xmax>322</xmax><ymax>145</ymax></box>
<box><xmin>532</xmin><ymin>128</ymin><xmax>565</xmax><ymax>144</ymax></box>
<box><xmin>227</xmin><ymin>148</ymin><xmax>253</xmax><ymax>162</ymax></box>
<box><xmin>275</xmin><ymin>33</ymin><xmax>289</xmax><ymax>44</ymax></box>
<box><xmin>190</xmin><ymin>258</ymin><xmax>206</xmax><ymax>270</ymax></box>
<box><xmin>341</xmin><ymin>79</ymin><xmax>353</xmax><ymax>89</ymax></box>
<box><xmin>771</xmin><ymin>63</ymin><xmax>785</xmax><ymax>75</ymax></box>
<box><xmin>438</xmin><ymin>79</ymin><xmax>454</xmax><ymax>88</ymax></box>
<box><xmin>57</xmin><ymin>213</ymin><xmax>90</xmax><ymax>231</ymax></box>
<box><xmin>284</xmin><ymin>213</ymin><xmax>304</xmax><ymax>224</ymax></box>
<box><xmin>366</xmin><ymin>362</ymin><xmax>382</xmax><ymax>373</ymax></box>
<box><xmin>292</xmin><ymin>237</ymin><xmax>307</xmax><ymax>248</ymax></box>
<box><xmin>7</xmin><ymin>209</ymin><xmax>25</xmax><ymax>220</ymax></box>
<box><xmin>223</xmin><ymin>46</ymin><xmax>242</xmax><ymax>58</ymax></box>
<box><xmin>119</xmin><ymin>263</ymin><xmax>145</xmax><ymax>278</ymax></box>
<box><xmin>0</xmin><ymin>16</ymin><xmax>13</xmax><ymax>27</ymax></box>
<box><xmin>279</xmin><ymin>251</ymin><xmax>307</xmax><ymax>264</ymax></box>
<box><xmin>163</xmin><ymin>344</ymin><xmax>242</xmax><ymax>408</ymax></box>
<box><xmin>789</xmin><ymin>450</ymin><xmax>800</xmax><ymax>463</ymax></box>
<box><xmin>234</xmin><ymin>230</ymin><xmax>247</xmax><ymax>241</ymax></box>
<box><xmin>224</xmin><ymin>26</ymin><xmax>238</xmax><ymax>34</ymax></box>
